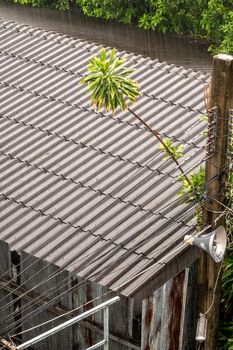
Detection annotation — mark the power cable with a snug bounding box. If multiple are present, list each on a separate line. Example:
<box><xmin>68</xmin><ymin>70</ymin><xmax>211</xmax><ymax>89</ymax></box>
<box><xmin>4</xmin><ymin>220</ymin><xmax>212</xmax><ymax>336</ymax></box>
<box><xmin>1</xmin><ymin>205</ymin><xmax>221</xmax><ymax>340</ymax></box>
<box><xmin>0</xmin><ymin>201</ymin><xmax>207</xmax><ymax>336</ymax></box>
<box><xmin>8</xmin><ymin>214</ymin><xmax>224</xmax><ymax>341</ymax></box>
<box><xmin>0</xmin><ymin>201</ymin><xmax>198</xmax><ymax>331</ymax></box>
<box><xmin>0</xmin><ymin>200</ymin><xmax>204</xmax><ymax>334</ymax></box>
<box><xmin>0</xmin><ymin>163</ymin><xmax>214</xmax><ymax>308</ymax></box>
<box><xmin>0</xmin><ymin>142</ymin><xmax>210</xmax><ymax>296</ymax></box>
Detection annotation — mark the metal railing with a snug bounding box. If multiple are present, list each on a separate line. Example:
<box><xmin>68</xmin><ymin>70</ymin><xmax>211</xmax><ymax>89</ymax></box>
<box><xmin>16</xmin><ymin>296</ymin><xmax>120</xmax><ymax>350</ymax></box>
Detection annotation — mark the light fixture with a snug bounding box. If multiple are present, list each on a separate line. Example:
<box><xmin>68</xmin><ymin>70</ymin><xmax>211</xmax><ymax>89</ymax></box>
<box><xmin>184</xmin><ymin>226</ymin><xmax>227</xmax><ymax>262</ymax></box>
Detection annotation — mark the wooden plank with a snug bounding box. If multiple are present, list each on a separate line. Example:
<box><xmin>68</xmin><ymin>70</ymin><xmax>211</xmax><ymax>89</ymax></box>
<box><xmin>72</xmin><ymin>278</ymin><xmax>135</xmax><ymax>350</ymax></box>
<box><xmin>20</xmin><ymin>253</ymin><xmax>72</xmax><ymax>350</ymax></box>
<box><xmin>0</xmin><ymin>241</ymin><xmax>14</xmax><ymax>336</ymax></box>
<box><xmin>72</xmin><ymin>278</ymin><xmax>103</xmax><ymax>349</ymax></box>
<box><xmin>141</xmin><ymin>270</ymin><xmax>186</xmax><ymax>350</ymax></box>
<box><xmin>141</xmin><ymin>296</ymin><xmax>154</xmax><ymax>350</ymax></box>
<box><xmin>181</xmin><ymin>263</ymin><xmax>199</xmax><ymax>350</ymax></box>
<box><xmin>0</xmin><ymin>277</ymin><xmax>139</xmax><ymax>349</ymax></box>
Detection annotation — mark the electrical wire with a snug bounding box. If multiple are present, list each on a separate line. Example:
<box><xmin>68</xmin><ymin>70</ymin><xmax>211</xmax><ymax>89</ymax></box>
<box><xmin>10</xmin><ymin>289</ymin><xmax>113</xmax><ymax>339</ymax></box>
<box><xmin>0</xmin><ymin>21</ymin><xmax>220</xmax><ymax>340</ymax></box>
<box><xmin>0</xmin><ymin>169</ymin><xmax>198</xmax><ymax>298</ymax></box>
<box><xmin>0</xmin><ymin>166</ymin><xmax>214</xmax><ymax>315</ymax></box>
<box><xmin>2</xmin><ymin>208</ymin><xmax>224</xmax><ymax>339</ymax></box>
<box><xmin>203</xmin><ymin>260</ymin><xmax>224</xmax><ymax>316</ymax></box>
<box><xmin>0</xmin><ymin>145</ymin><xmax>210</xmax><ymax>301</ymax></box>
<box><xmin>7</xmin><ymin>215</ymin><xmax>222</xmax><ymax>340</ymax></box>
<box><xmin>0</xmin><ymin>205</ymin><xmax>209</xmax><ymax>336</ymax></box>
<box><xmin>0</xmin><ymin>204</ymin><xmax>198</xmax><ymax>334</ymax></box>
<box><xmin>0</xmin><ymin>21</ymin><xmax>230</xmax><ymax>348</ymax></box>
<box><xmin>11</xmin><ymin>227</ymin><xmax>202</xmax><ymax>340</ymax></box>
<box><xmin>0</xmin><ymin>199</ymin><xmax>206</xmax><ymax>335</ymax></box>
<box><xmin>0</xmin><ymin>142</ymin><xmax>216</xmax><ymax>306</ymax></box>
<box><xmin>208</xmin><ymin>196</ymin><xmax>233</xmax><ymax>214</ymax></box>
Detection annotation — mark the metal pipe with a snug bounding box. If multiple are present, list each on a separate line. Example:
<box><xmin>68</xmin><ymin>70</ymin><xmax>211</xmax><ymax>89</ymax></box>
<box><xmin>104</xmin><ymin>307</ymin><xmax>109</xmax><ymax>350</ymax></box>
<box><xmin>86</xmin><ymin>340</ymin><xmax>106</xmax><ymax>349</ymax></box>
<box><xmin>17</xmin><ymin>296</ymin><xmax>120</xmax><ymax>350</ymax></box>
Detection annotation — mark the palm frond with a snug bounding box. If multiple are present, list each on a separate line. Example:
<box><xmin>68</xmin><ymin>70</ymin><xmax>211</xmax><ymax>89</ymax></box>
<box><xmin>80</xmin><ymin>48</ymin><xmax>140</xmax><ymax>112</ymax></box>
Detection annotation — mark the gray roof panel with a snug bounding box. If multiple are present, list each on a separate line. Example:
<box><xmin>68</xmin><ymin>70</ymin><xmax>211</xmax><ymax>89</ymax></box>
<box><xmin>0</xmin><ymin>18</ymin><xmax>209</xmax><ymax>297</ymax></box>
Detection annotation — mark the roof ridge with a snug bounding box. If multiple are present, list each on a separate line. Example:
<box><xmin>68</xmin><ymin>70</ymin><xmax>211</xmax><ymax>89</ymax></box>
<box><xmin>0</xmin><ymin>17</ymin><xmax>210</xmax><ymax>83</ymax></box>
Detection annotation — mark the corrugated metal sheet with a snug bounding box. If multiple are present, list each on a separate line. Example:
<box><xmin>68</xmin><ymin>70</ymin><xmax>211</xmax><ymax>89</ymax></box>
<box><xmin>0</xmin><ymin>18</ymin><xmax>210</xmax><ymax>298</ymax></box>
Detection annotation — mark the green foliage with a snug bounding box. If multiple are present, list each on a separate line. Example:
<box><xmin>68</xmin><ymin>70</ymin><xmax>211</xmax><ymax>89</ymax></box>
<box><xmin>218</xmin><ymin>242</ymin><xmax>233</xmax><ymax>350</ymax></box>
<box><xmin>80</xmin><ymin>48</ymin><xmax>140</xmax><ymax>112</ymax></box>
<box><xmin>177</xmin><ymin>166</ymin><xmax>205</xmax><ymax>203</ymax></box>
<box><xmin>138</xmin><ymin>0</ymin><xmax>208</xmax><ymax>35</ymax></box>
<box><xmin>10</xmin><ymin>0</ymin><xmax>72</xmax><ymax>10</ymax></box>
<box><xmin>159</xmin><ymin>138</ymin><xmax>184</xmax><ymax>161</ymax></box>
<box><xmin>7</xmin><ymin>0</ymin><xmax>233</xmax><ymax>53</ymax></box>
<box><xmin>75</xmin><ymin>0</ymin><xmax>142</xmax><ymax>24</ymax></box>
<box><xmin>218</xmin><ymin>11</ymin><xmax>233</xmax><ymax>54</ymax></box>
<box><xmin>218</xmin><ymin>171</ymin><xmax>233</xmax><ymax>349</ymax></box>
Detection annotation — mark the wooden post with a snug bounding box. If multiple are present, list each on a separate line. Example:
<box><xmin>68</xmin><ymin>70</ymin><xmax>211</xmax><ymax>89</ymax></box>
<box><xmin>198</xmin><ymin>54</ymin><xmax>233</xmax><ymax>350</ymax></box>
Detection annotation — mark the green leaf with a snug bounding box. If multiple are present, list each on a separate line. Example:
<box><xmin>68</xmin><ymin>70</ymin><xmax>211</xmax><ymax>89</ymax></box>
<box><xmin>80</xmin><ymin>47</ymin><xmax>140</xmax><ymax>112</ymax></box>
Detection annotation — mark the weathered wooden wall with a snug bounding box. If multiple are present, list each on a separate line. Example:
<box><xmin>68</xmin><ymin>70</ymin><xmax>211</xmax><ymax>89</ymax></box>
<box><xmin>0</xmin><ymin>242</ymin><xmax>139</xmax><ymax>350</ymax></box>
<box><xmin>0</xmin><ymin>242</ymin><xmax>198</xmax><ymax>350</ymax></box>
<box><xmin>181</xmin><ymin>264</ymin><xmax>198</xmax><ymax>350</ymax></box>
<box><xmin>0</xmin><ymin>241</ymin><xmax>14</xmax><ymax>334</ymax></box>
<box><xmin>21</xmin><ymin>252</ymin><xmax>73</xmax><ymax>350</ymax></box>
<box><xmin>141</xmin><ymin>270</ymin><xmax>188</xmax><ymax>350</ymax></box>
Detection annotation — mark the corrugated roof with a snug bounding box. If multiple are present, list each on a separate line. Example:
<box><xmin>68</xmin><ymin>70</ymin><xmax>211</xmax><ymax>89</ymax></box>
<box><xmin>0</xmin><ymin>18</ymin><xmax>210</xmax><ymax>298</ymax></box>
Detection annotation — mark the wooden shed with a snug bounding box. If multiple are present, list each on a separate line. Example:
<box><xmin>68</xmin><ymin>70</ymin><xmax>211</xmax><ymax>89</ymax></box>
<box><xmin>0</xmin><ymin>18</ymin><xmax>209</xmax><ymax>349</ymax></box>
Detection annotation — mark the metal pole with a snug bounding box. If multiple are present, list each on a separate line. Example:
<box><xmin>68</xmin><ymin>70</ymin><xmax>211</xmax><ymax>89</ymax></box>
<box><xmin>104</xmin><ymin>307</ymin><xmax>109</xmax><ymax>350</ymax></box>
<box><xmin>86</xmin><ymin>340</ymin><xmax>105</xmax><ymax>350</ymax></box>
<box><xmin>16</xmin><ymin>296</ymin><xmax>120</xmax><ymax>350</ymax></box>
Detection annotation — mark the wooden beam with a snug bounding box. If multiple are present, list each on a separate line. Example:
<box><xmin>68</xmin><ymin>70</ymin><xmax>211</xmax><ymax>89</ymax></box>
<box><xmin>203</xmin><ymin>53</ymin><xmax>233</xmax><ymax>225</ymax></box>
<box><xmin>198</xmin><ymin>54</ymin><xmax>233</xmax><ymax>350</ymax></box>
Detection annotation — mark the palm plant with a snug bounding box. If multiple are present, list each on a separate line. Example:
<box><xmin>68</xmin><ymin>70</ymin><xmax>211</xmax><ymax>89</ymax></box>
<box><xmin>80</xmin><ymin>47</ymin><xmax>191</xmax><ymax>184</ymax></box>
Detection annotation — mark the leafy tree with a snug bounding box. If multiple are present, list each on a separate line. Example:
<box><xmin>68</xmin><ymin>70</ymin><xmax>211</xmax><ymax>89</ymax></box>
<box><xmin>10</xmin><ymin>0</ymin><xmax>72</xmax><ymax>10</ymax></box>
<box><xmin>7</xmin><ymin>0</ymin><xmax>233</xmax><ymax>54</ymax></box>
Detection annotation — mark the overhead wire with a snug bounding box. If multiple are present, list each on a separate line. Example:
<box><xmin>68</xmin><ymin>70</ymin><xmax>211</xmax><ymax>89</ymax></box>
<box><xmin>4</xmin><ymin>216</ymin><xmax>214</xmax><ymax>339</ymax></box>
<box><xmin>0</xmin><ymin>19</ymin><xmax>218</xmax><ymax>342</ymax></box>
<box><xmin>0</xmin><ymin>131</ymin><xmax>211</xmax><ymax>301</ymax></box>
<box><xmin>0</xmin><ymin>26</ymin><xmax>230</xmax><ymax>348</ymax></box>
<box><xmin>7</xmin><ymin>212</ymin><xmax>225</xmax><ymax>341</ymax></box>
<box><xmin>0</xmin><ymin>142</ymin><xmax>217</xmax><ymax>326</ymax></box>
<box><xmin>0</xmin><ymin>195</ymin><xmax>208</xmax><ymax>335</ymax></box>
<box><xmin>0</xmin><ymin>196</ymin><xmax>208</xmax><ymax>334</ymax></box>
<box><xmin>0</xmin><ymin>165</ymin><xmax>215</xmax><ymax>322</ymax></box>
<box><xmin>203</xmin><ymin>260</ymin><xmax>224</xmax><ymax>316</ymax></box>
<box><xmin>0</xmin><ymin>104</ymin><xmax>225</xmax><ymax>328</ymax></box>
<box><xmin>0</xmin><ymin>190</ymin><xmax>197</xmax><ymax>307</ymax></box>
<box><xmin>0</xmin><ymin>148</ymin><xmax>198</xmax><ymax>290</ymax></box>
<box><xmin>0</xmin><ymin>204</ymin><xmax>209</xmax><ymax>338</ymax></box>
